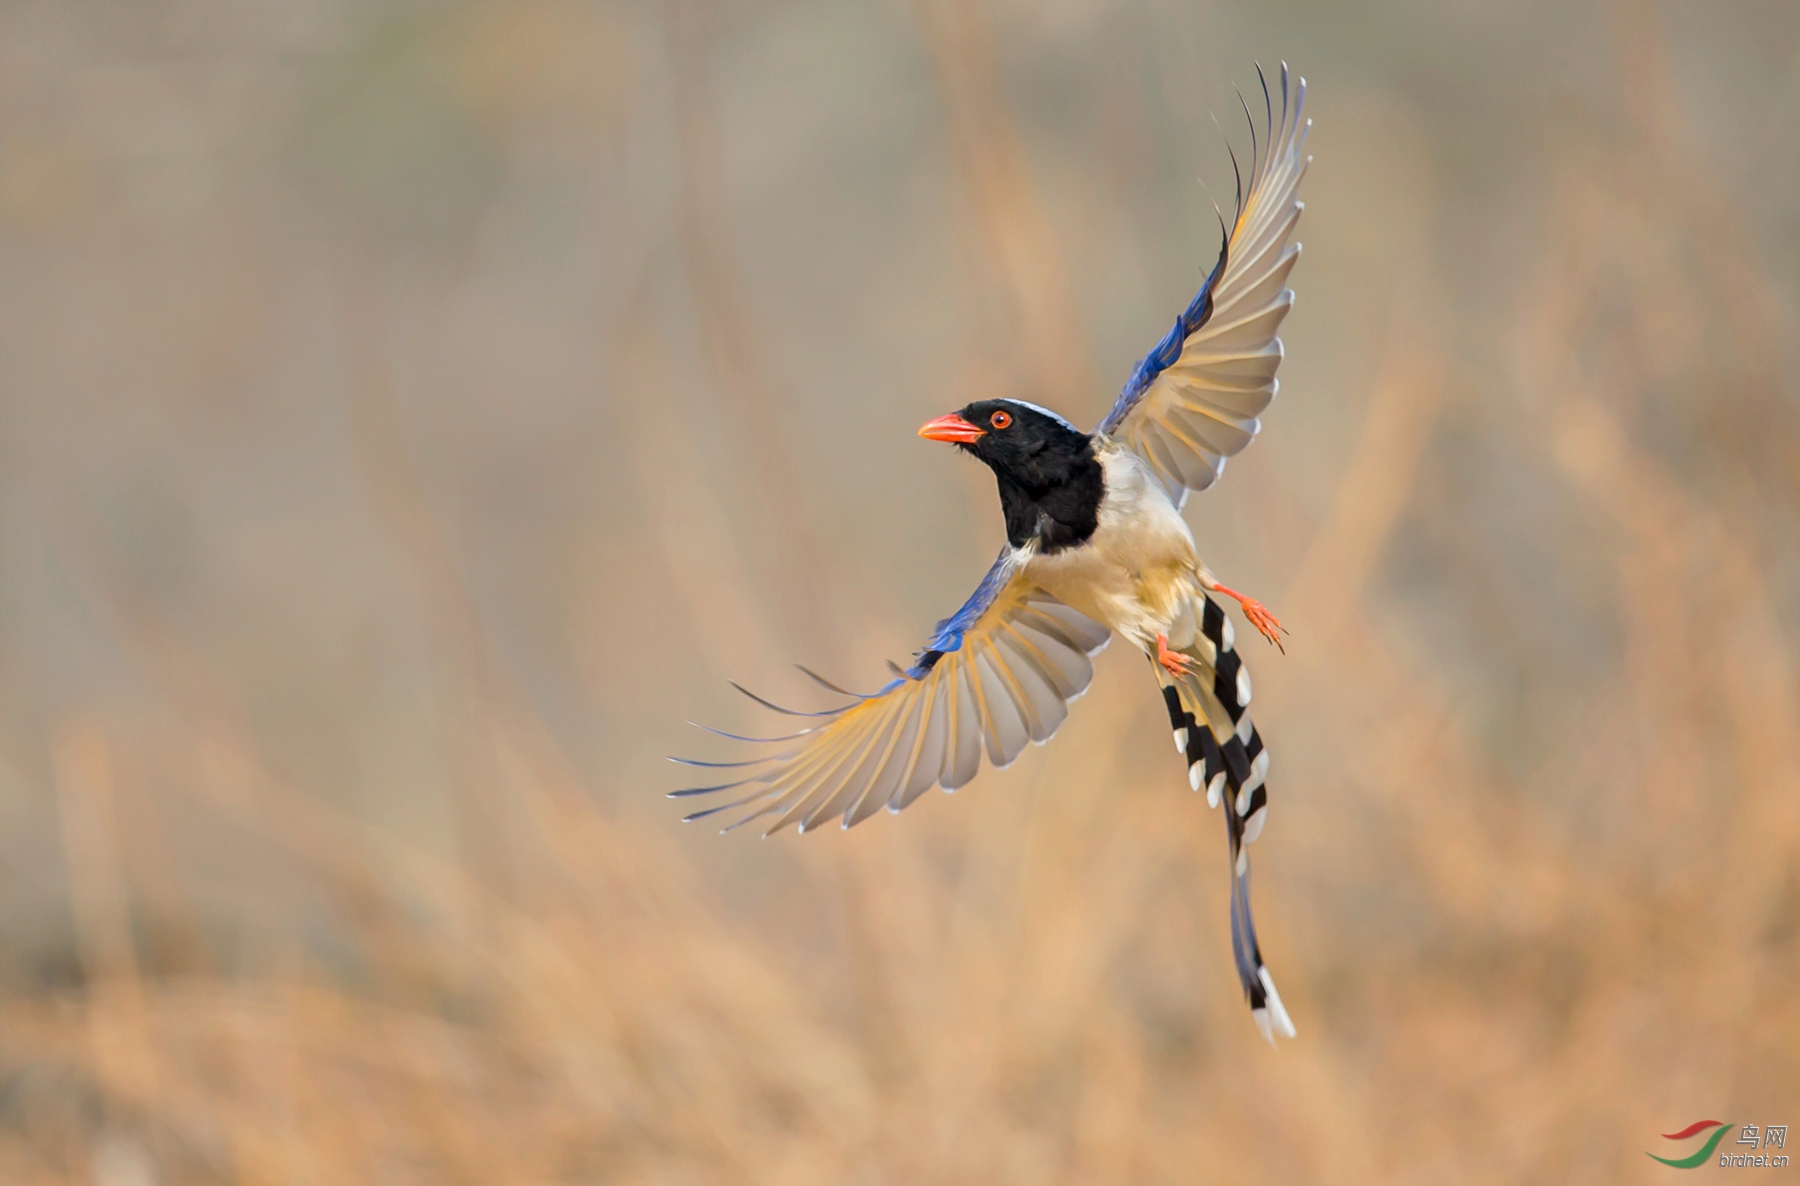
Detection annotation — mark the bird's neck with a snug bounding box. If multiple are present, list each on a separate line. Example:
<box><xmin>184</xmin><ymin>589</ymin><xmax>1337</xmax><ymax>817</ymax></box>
<box><xmin>994</xmin><ymin>457</ymin><xmax>1103</xmax><ymax>553</ymax></box>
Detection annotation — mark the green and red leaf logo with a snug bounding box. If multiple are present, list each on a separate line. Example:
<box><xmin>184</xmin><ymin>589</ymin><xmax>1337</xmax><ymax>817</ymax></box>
<box><xmin>1648</xmin><ymin>1120</ymin><xmax>1734</xmax><ymax>1168</ymax></box>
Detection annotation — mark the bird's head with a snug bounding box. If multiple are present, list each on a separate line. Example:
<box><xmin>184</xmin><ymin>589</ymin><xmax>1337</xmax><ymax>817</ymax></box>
<box><xmin>918</xmin><ymin>399</ymin><xmax>1102</xmax><ymax>551</ymax></box>
<box><xmin>918</xmin><ymin>399</ymin><xmax>1092</xmax><ymax>490</ymax></box>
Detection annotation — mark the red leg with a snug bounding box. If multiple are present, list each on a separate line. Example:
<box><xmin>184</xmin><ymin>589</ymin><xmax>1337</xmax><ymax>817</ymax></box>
<box><xmin>1156</xmin><ymin>634</ymin><xmax>1193</xmax><ymax>678</ymax></box>
<box><xmin>1212</xmin><ymin>583</ymin><xmax>1288</xmax><ymax>653</ymax></box>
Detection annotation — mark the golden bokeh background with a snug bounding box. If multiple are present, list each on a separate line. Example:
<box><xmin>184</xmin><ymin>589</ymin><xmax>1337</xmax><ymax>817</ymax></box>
<box><xmin>2</xmin><ymin>1</ymin><xmax>1797</xmax><ymax>1182</ymax></box>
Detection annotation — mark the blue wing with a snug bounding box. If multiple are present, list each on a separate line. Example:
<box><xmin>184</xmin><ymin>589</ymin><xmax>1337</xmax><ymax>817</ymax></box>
<box><xmin>1095</xmin><ymin>64</ymin><xmax>1310</xmax><ymax>506</ymax></box>
<box><xmin>1096</xmin><ymin>247</ymin><xmax>1229</xmax><ymax>438</ymax></box>
<box><xmin>909</xmin><ymin>545</ymin><xmax>1030</xmax><ymax>675</ymax></box>
<box><xmin>672</xmin><ymin>547</ymin><xmax>1109</xmax><ymax>835</ymax></box>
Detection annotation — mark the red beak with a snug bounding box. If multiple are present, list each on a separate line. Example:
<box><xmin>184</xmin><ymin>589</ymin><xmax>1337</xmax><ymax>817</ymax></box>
<box><xmin>918</xmin><ymin>413</ymin><xmax>986</xmax><ymax>444</ymax></box>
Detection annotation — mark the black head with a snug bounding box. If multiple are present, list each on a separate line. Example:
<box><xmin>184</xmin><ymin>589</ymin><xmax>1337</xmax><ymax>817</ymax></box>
<box><xmin>918</xmin><ymin>398</ymin><xmax>1102</xmax><ymax>552</ymax></box>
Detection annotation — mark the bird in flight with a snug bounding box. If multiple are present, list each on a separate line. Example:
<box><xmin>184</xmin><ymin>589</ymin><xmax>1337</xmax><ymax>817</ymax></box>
<box><xmin>674</xmin><ymin>65</ymin><xmax>1309</xmax><ymax>1043</ymax></box>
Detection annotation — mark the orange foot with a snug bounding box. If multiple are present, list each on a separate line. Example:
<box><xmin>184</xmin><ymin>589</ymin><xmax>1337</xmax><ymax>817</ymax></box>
<box><xmin>1156</xmin><ymin>634</ymin><xmax>1193</xmax><ymax>679</ymax></box>
<box><xmin>1213</xmin><ymin>583</ymin><xmax>1289</xmax><ymax>653</ymax></box>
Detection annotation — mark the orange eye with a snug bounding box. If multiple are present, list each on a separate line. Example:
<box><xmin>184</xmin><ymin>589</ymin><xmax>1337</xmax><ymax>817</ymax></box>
<box><xmin>990</xmin><ymin>410</ymin><xmax>1012</xmax><ymax>429</ymax></box>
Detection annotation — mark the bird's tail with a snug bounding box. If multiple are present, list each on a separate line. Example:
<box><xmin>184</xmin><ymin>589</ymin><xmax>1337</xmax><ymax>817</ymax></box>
<box><xmin>1156</xmin><ymin>593</ymin><xmax>1296</xmax><ymax>1044</ymax></box>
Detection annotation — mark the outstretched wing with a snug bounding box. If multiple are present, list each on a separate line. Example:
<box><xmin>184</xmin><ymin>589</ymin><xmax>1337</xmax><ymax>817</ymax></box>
<box><xmin>1096</xmin><ymin>64</ymin><xmax>1310</xmax><ymax>507</ymax></box>
<box><xmin>672</xmin><ymin>546</ymin><xmax>1109</xmax><ymax>835</ymax></box>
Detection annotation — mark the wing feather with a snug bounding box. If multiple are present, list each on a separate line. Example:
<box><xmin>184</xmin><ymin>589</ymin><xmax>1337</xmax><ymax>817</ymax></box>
<box><xmin>1003</xmin><ymin>618</ymin><xmax>1091</xmax><ymax>698</ymax></box>
<box><xmin>994</xmin><ymin>625</ymin><xmax>1075</xmax><ymax>734</ymax></box>
<box><xmin>675</xmin><ymin>547</ymin><xmax>1110</xmax><ymax>833</ymax></box>
<box><xmin>846</xmin><ymin>698</ymin><xmax>922</xmax><ymax>827</ymax></box>
<box><xmin>973</xmin><ymin>645</ymin><xmax>1030</xmax><ymax>768</ymax></box>
<box><xmin>989</xmin><ymin>634</ymin><xmax>1062</xmax><ymax>744</ymax></box>
<box><xmin>944</xmin><ymin>659</ymin><xmax>984</xmax><ymax>790</ymax></box>
<box><xmin>1096</xmin><ymin>64</ymin><xmax>1309</xmax><ymax>502</ymax></box>
<box><xmin>802</xmin><ymin>693</ymin><xmax>907</xmax><ymax>831</ymax></box>
<box><xmin>890</xmin><ymin>682</ymin><xmax>945</xmax><ymax>811</ymax></box>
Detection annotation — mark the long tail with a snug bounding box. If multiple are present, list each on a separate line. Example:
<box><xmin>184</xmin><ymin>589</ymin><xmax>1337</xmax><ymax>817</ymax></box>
<box><xmin>1157</xmin><ymin>594</ymin><xmax>1296</xmax><ymax>1043</ymax></box>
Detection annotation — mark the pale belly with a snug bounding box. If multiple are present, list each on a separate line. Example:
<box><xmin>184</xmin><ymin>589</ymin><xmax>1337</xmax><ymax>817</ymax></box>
<box><xmin>1025</xmin><ymin>445</ymin><xmax>1202</xmax><ymax>651</ymax></box>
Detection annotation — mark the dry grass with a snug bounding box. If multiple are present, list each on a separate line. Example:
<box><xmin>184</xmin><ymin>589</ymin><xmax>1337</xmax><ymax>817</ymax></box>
<box><xmin>1</xmin><ymin>1</ymin><xmax>1797</xmax><ymax>1182</ymax></box>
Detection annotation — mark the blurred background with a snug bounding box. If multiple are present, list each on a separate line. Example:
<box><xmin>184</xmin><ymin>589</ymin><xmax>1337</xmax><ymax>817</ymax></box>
<box><xmin>2</xmin><ymin>1</ymin><xmax>1798</xmax><ymax>1182</ymax></box>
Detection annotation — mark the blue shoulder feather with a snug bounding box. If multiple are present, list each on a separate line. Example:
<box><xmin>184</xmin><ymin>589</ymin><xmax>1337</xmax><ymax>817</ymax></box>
<box><xmin>905</xmin><ymin>546</ymin><xmax>1027</xmax><ymax>678</ymax></box>
<box><xmin>1094</xmin><ymin>235</ymin><xmax>1229</xmax><ymax>436</ymax></box>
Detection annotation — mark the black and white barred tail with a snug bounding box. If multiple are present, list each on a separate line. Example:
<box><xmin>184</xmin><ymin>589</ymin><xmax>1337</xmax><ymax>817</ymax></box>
<box><xmin>1157</xmin><ymin>594</ymin><xmax>1296</xmax><ymax>1043</ymax></box>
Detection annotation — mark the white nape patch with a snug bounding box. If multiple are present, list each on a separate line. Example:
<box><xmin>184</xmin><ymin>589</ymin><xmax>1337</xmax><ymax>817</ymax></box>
<box><xmin>1206</xmin><ymin>771</ymin><xmax>1226</xmax><ymax>808</ymax></box>
<box><xmin>1189</xmin><ymin>760</ymin><xmax>1203</xmax><ymax>791</ymax></box>
<box><xmin>1236</xmin><ymin>664</ymin><xmax>1253</xmax><ymax>706</ymax></box>
<box><xmin>1243</xmin><ymin>805</ymin><xmax>1267</xmax><ymax>844</ymax></box>
<box><xmin>1173</xmin><ymin>727</ymin><xmax>1187</xmax><ymax>754</ymax></box>
<box><xmin>1259</xmin><ymin>968</ymin><xmax>1297</xmax><ymax>1039</ymax></box>
<box><xmin>999</xmin><ymin>398</ymin><xmax>1079</xmax><ymax>432</ymax></box>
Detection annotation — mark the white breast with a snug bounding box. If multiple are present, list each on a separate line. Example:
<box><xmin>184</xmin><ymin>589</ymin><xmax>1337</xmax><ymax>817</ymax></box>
<box><xmin>1025</xmin><ymin>444</ymin><xmax>1199</xmax><ymax>648</ymax></box>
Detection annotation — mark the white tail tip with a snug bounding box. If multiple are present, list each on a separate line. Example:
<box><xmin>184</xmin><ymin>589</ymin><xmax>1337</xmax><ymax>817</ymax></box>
<box><xmin>1259</xmin><ymin>967</ymin><xmax>1297</xmax><ymax>1040</ymax></box>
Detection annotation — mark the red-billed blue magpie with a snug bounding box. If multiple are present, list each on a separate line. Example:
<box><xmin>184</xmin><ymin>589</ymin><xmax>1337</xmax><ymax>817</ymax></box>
<box><xmin>674</xmin><ymin>65</ymin><xmax>1309</xmax><ymax>1043</ymax></box>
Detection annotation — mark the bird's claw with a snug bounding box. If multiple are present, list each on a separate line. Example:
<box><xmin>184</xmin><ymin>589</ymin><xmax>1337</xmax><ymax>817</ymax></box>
<box><xmin>1212</xmin><ymin>584</ymin><xmax>1288</xmax><ymax>653</ymax></box>
<box><xmin>1240</xmin><ymin>598</ymin><xmax>1287</xmax><ymax>653</ymax></box>
<box><xmin>1156</xmin><ymin>634</ymin><xmax>1193</xmax><ymax>678</ymax></box>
